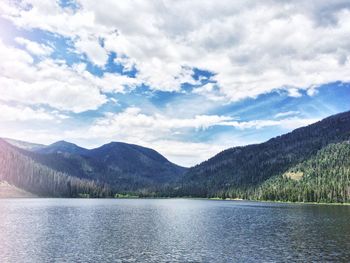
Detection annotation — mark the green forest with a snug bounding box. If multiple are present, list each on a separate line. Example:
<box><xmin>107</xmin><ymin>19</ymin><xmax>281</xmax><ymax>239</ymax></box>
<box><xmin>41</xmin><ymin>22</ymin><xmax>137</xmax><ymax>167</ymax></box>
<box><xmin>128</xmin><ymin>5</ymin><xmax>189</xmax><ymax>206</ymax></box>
<box><xmin>0</xmin><ymin>140</ymin><xmax>111</xmax><ymax>197</ymax></box>
<box><xmin>215</xmin><ymin>142</ymin><xmax>350</xmax><ymax>203</ymax></box>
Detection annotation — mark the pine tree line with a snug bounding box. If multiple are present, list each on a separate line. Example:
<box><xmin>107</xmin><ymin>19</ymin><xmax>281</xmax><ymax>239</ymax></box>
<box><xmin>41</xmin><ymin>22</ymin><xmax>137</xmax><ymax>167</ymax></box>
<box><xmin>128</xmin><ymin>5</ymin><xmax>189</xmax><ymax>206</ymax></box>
<box><xmin>0</xmin><ymin>141</ymin><xmax>111</xmax><ymax>197</ymax></box>
<box><xmin>214</xmin><ymin>142</ymin><xmax>350</xmax><ymax>203</ymax></box>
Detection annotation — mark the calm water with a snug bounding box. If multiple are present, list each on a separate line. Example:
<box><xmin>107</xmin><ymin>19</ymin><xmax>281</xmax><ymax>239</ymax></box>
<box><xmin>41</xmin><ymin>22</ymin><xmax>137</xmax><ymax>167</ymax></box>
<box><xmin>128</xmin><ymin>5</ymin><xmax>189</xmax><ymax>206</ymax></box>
<box><xmin>0</xmin><ymin>199</ymin><xmax>349</xmax><ymax>262</ymax></box>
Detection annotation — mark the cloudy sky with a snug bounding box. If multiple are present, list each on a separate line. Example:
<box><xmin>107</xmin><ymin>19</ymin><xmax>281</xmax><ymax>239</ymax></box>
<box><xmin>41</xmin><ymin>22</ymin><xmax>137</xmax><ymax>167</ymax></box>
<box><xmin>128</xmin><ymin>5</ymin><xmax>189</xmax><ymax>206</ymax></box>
<box><xmin>0</xmin><ymin>0</ymin><xmax>349</xmax><ymax>166</ymax></box>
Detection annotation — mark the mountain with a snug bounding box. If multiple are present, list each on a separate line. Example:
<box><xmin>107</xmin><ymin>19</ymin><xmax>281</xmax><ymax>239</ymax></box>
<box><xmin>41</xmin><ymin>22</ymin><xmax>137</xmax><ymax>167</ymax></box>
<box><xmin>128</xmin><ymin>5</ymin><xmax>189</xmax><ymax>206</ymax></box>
<box><xmin>86</xmin><ymin>142</ymin><xmax>186</xmax><ymax>184</ymax></box>
<box><xmin>1</xmin><ymin>139</ymin><xmax>186</xmax><ymax>196</ymax></box>
<box><xmin>179</xmin><ymin>110</ymin><xmax>350</xmax><ymax>198</ymax></box>
<box><xmin>34</xmin><ymin>140</ymin><xmax>89</xmax><ymax>155</ymax></box>
<box><xmin>0</xmin><ymin>139</ymin><xmax>110</xmax><ymax>197</ymax></box>
<box><xmin>29</xmin><ymin>141</ymin><xmax>186</xmax><ymax>190</ymax></box>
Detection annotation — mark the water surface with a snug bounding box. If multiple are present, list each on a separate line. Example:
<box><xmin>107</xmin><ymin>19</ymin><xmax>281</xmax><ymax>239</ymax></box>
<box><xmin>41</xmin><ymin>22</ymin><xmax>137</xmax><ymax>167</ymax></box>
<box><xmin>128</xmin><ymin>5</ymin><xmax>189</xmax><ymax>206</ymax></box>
<box><xmin>0</xmin><ymin>199</ymin><xmax>349</xmax><ymax>262</ymax></box>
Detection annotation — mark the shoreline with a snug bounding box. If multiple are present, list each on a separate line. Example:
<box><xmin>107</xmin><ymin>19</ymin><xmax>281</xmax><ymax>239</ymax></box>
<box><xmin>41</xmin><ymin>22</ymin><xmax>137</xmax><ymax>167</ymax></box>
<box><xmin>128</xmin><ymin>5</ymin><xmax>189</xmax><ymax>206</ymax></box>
<box><xmin>208</xmin><ymin>197</ymin><xmax>350</xmax><ymax>206</ymax></box>
<box><xmin>1</xmin><ymin>195</ymin><xmax>349</xmax><ymax>205</ymax></box>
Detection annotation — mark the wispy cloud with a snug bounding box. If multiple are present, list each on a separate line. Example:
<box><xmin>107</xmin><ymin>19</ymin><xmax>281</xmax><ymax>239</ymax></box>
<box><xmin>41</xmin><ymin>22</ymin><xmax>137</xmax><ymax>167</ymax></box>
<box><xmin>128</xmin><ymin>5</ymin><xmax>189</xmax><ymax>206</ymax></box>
<box><xmin>274</xmin><ymin>111</ymin><xmax>300</xmax><ymax>118</ymax></box>
<box><xmin>15</xmin><ymin>37</ymin><xmax>53</xmax><ymax>57</ymax></box>
<box><xmin>0</xmin><ymin>104</ymin><xmax>68</xmax><ymax>122</ymax></box>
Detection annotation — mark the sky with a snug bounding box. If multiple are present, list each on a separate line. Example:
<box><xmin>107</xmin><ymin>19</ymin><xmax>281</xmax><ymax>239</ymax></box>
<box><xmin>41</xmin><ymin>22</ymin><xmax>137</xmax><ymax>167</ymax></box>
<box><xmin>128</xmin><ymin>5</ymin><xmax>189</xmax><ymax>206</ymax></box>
<box><xmin>0</xmin><ymin>0</ymin><xmax>349</xmax><ymax>167</ymax></box>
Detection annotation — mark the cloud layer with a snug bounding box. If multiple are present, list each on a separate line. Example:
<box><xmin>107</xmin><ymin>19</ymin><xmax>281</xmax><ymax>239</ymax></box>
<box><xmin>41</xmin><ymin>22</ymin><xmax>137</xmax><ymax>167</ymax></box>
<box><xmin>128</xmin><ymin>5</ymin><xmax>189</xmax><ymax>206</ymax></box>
<box><xmin>2</xmin><ymin>0</ymin><xmax>350</xmax><ymax>100</ymax></box>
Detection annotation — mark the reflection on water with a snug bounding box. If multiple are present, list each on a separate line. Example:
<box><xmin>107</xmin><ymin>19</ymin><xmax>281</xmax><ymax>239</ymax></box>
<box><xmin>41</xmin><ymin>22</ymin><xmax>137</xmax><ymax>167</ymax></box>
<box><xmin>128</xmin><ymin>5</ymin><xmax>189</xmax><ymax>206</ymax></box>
<box><xmin>0</xmin><ymin>199</ymin><xmax>349</xmax><ymax>262</ymax></box>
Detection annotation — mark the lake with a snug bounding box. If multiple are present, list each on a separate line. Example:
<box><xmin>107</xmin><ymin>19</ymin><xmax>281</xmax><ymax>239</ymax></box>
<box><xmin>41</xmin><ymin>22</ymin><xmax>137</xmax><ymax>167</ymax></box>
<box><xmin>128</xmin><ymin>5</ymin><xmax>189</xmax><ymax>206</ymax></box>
<box><xmin>0</xmin><ymin>199</ymin><xmax>349</xmax><ymax>262</ymax></box>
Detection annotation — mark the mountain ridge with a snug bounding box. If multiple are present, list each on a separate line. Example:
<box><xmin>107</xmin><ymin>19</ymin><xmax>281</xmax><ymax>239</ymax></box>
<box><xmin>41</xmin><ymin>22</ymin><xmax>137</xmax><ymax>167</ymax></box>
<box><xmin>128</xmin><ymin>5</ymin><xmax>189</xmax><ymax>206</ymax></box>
<box><xmin>35</xmin><ymin>140</ymin><xmax>89</xmax><ymax>155</ymax></box>
<box><xmin>178</xmin><ymin>110</ymin><xmax>350</xmax><ymax>197</ymax></box>
<box><xmin>1</xmin><ymin>138</ymin><xmax>187</xmax><ymax>195</ymax></box>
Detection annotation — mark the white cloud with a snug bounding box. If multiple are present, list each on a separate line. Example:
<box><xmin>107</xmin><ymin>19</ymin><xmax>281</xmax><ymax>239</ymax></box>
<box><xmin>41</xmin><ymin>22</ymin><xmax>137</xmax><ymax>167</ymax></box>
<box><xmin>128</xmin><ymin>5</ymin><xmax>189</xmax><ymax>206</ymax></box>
<box><xmin>0</xmin><ymin>39</ymin><xmax>107</xmax><ymax>112</ymax></box>
<box><xmin>306</xmin><ymin>87</ymin><xmax>319</xmax><ymax>96</ymax></box>
<box><xmin>147</xmin><ymin>140</ymin><xmax>227</xmax><ymax>167</ymax></box>
<box><xmin>192</xmin><ymin>83</ymin><xmax>226</xmax><ymax>102</ymax></box>
<box><xmin>286</xmin><ymin>88</ymin><xmax>303</xmax><ymax>98</ymax></box>
<box><xmin>75</xmin><ymin>37</ymin><xmax>108</xmax><ymax>67</ymax></box>
<box><xmin>62</xmin><ymin>107</ymin><xmax>318</xmax><ymax>143</ymax></box>
<box><xmin>114</xmin><ymin>55</ymin><xmax>135</xmax><ymax>72</ymax></box>
<box><xmin>15</xmin><ymin>37</ymin><xmax>53</xmax><ymax>56</ymax></box>
<box><xmin>0</xmin><ymin>104</ymin><xmax>67</xmax><ymax>121</ymax></box>
<box><xmin>221</xmin><ymin>117</ymin><xmax>319</xmax><ymax>130</ymax></box>
<box><xmin>80</xmin><ymin>107</ymin><xmax>233</xmax><ymax>142</ymax></box>
<box><xmin>90</xmin><ymin>72</ymin><xmax>141</xmax><ymax>93</ymax></box>
<box><xmin>2</xmin><ymin>1</ymin><xmax>350</xmax><ymax>99</ymax></box>
<box><xmin>274</xmin><ymin>111</ymin><xmax>300</xmax><ymax>118</ymax></box>
<box><xmin>0</xmin><ymin>40</ymin><xmax>140</xmax><ymax>113</ymax></box>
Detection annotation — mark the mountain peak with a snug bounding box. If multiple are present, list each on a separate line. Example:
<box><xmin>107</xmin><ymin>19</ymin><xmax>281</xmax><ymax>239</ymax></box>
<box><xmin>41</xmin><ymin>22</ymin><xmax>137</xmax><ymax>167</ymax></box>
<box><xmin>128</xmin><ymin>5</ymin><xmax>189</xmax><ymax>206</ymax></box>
<box><xmin>90</xmin><ymin>141</ymin><xmax>172</xmax><ymax>164</ymax></box>
<box><xmin>51</xmin><ymin>140</ymin><xmax>77</xmax><ymax>146</ymax></box>
<box><xmin>36</xmin><ymin>140</ymin><xmax>88</xmax><ymax>155</ymax></box>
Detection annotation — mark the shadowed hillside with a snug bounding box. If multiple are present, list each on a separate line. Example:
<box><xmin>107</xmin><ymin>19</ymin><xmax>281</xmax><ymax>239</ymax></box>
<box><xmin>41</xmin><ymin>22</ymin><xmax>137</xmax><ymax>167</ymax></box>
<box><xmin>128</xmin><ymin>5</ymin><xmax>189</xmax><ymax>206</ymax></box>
<box><xmin>1</xmin><ymin>139</ymin><xmax>186</xmax><ymax>196</ymax></box>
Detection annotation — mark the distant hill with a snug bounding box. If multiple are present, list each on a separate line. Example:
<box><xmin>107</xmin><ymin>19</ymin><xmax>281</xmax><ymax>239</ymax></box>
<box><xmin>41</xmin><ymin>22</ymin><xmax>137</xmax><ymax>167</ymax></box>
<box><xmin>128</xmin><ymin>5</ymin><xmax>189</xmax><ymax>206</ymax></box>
<box><xmin>179</xmin><ymin>110</ymin><xmax>350</xmax><ymax>200</ymax></box>
<box><xmin>0</xmin><ymin>140</ymin><xmax>110</xmax><ymax>197</ymax></box>
<box><xmin>86</xmin><ymin>142</ymin><xmax>186</xmax><ymax>184</ymax></box>
<box><xmin>1</xmin><ymin>139</ymin><xmax>186</xmax><ymax>197</ymax></box>
<box><xmin>35</xmin><ymin>140</ymin><xmax>89</xmax><ymax>155</ymax></box>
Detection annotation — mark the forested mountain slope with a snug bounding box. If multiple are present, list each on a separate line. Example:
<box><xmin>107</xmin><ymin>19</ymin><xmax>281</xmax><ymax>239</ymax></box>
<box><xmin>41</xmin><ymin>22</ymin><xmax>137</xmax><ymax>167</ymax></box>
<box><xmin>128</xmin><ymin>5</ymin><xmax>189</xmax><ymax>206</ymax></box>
<box><xmin>1</xmin><ymin>139</ymin><xmax>186</xmax><ymax>196</ymax></box>
<box><xmin>180</xmin><ymin>110</ymin><xmax>350</xmax><ymax>197</ymax></box>
<box><xmin>27</xmin><ymin>142</ymin><xmax>185</xmax><ymax>191</ymax></box>
<box><xmin>0</xmin><ymin>140</ymin><xmax>110</xmax><ymax>197</ymax></box>
<box><xmin>86</xmin><ymin>142</ymin><xmax>186</xmax><ymax>184</ymax></box>
<box><xmin>254</xmin><ymin>142</ymin><xmax>350</xmax><ymax>203</ymax></box>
